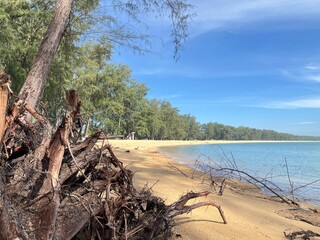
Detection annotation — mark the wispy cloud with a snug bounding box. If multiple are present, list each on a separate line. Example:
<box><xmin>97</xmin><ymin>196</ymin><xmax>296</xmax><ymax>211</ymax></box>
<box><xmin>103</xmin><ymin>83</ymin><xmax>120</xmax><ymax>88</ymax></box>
<box><xmin>305</xmin><ymin>74</ymin><xmax>320</xmax><ymax>82</ymax></box>
<box><xmin>303</xmin><ymin>63</ymin><xmax>320</xmax><ymax>82</ymax></box>
<box><xmin>158</xmin><ymin>94</ymin><xmax>183</xmax><ymax>100</ymax></box>
<box><xmin>280</xmin><ymin>62</ymin><xmax>320</xmax><ymax>83</ymax></box>
<box><xmin>261</xmin><ymin>98</ymin><xmax>320</xmax><ymax>109</ymax></box>
<box><xmin>304</xmin><ymin>63</ymin><xmax>320</xmax><ymax>70</ymax></box>
<box><xmin>190</xmin><ymin>0</ymin><xmax>320</xmax><ymax>35</ymax></box>
<box><xmin>298</xmin><ymin>121</ymin><xmax>317</xmax><ymax>125</ymax></box>
<box><xmin>133</xmin><ymin>68</ymin><xmax>165</xmax><ymax>75</ymax></box>
<box><xmin>134</xmin><ymin>66</ymin><xmax>276</xmax><ymax>78</ymax></box>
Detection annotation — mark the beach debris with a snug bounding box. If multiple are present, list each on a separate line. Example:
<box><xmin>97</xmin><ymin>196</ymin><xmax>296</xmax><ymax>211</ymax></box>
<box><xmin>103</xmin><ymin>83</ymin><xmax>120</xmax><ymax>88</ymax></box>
<box><xmin>194</xmin><ymin>149</ymin><xmax>320</xmax><ymax>230</ymax></box>
<box><xmin>277</xmin><ymin>208</ymin><xmax>320</xmax><ymax>227</ymax></box>
<box><xmin>209</xmin><ymin>177</ymin><xmax>227</xmax><ymax>196</ymax></box>
<box><xmin>175</xmin><ymin>233</ymin><xmax>182</xmax><ymax>238</ymax></box>
<box><xmin>218</xmin><ymin>179</ymin><xmax>227</xmax><ymax>196</ymax></box>
<box><xmin>168</xmin><ymin>162</ymin><xmax>189</xmax><ymax>177</ymax></box>
<box><xmin>0</xmin><ymin>87</ymin><xmax>226</xmax><ymax>239</ymax></box>
<box><xmin>193</xmin><ymin>150</ymin><xmax>316</xmax><ymax>207</ymax></box>
<box><xmin>284</xmin><ymin>230</ymin><xmax>320</xmax><ymax>240</ymax></box>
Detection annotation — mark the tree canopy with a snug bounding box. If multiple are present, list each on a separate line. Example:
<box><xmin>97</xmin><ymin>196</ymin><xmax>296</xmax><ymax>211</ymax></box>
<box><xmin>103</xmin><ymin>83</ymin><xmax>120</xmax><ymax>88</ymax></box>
<box><xmin>1</xmin><ymin>0</ymin><xmax>316</xmax><ymax>141</ymax></box>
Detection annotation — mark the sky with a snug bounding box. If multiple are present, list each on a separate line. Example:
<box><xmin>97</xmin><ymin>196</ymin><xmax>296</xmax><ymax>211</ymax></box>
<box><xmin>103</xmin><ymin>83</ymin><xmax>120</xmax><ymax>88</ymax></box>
<box><xmin>113</xmin><ymin>0</ymin><xmax>320</xmax><ymax>136</ymax></box>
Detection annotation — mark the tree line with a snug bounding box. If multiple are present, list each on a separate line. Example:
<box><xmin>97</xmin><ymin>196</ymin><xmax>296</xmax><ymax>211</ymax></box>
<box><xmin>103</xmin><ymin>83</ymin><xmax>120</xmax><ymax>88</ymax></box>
<box><xmin>1</xmin><ymin>0</ymin><xmax>317</xmax><ymax>141</ymax></box>
<box><xmin>1</xmin><ymin>1</ymin><xmax>217</xmax><ymax>239</ymax></box>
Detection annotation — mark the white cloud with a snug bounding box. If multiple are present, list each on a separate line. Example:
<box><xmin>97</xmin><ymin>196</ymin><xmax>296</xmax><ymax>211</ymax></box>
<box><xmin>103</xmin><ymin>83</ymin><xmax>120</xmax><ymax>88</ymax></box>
<box><xmin>299</xmin><ymin>121</ymin><xmax>317</xmax><ymax>125</ymax></box>
<box><xmin>302</xmin><ymin>63</ymin><xmax>320</xmax><ymax>82</ymax></box>
<box><xmin>306</xmin><ymin>74</ymin><xmax>320</xmax><ymax>82</ymax></box>
<box><xmin>304</xmin><ymin>63</ymin><xmax>320</xmax><ymax>70</ymax></box>
<box><xmin>261</xmin><ymin>98</ymin><xmax>320</xmax><ymax>109</ymax></box>
<box><xmin>158</xmin><ymin>94</ymin><xmax>183</xmax><ymax>100</ymax></box>
<box><xmin>281</xmin><ymin>63</ymin><xmax>320</xmax><ymax>83</ymax></box>
<box><xmin>133</xmin><ymin>68</ymin><xmax>165</xmax><ymax>75</ymax></box>
<box><xmin>134</xmin><ymin>66</ymin><xmax>276</xmax><ymax>78</ymax></box>
<box><xmin>189</xmin><ymin>0</ymin><xmax>320</xmax><ymax>35</ymax></box>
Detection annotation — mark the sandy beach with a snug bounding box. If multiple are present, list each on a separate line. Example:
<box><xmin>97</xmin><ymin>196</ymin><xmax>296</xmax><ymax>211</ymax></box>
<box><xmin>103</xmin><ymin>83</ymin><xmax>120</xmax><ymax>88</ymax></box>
<box><xmin>107</xmin><ymin>139</ymin><xmax>320</xmax><ymax>240</ymax></box>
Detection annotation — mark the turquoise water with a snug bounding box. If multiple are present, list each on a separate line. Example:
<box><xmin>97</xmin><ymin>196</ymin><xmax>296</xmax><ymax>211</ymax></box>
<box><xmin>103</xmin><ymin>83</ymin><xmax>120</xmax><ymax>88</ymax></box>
<box><xmin>160</xmin><ymin>142</ymin><xmax>320</xmax><ymax>206</ymax></box>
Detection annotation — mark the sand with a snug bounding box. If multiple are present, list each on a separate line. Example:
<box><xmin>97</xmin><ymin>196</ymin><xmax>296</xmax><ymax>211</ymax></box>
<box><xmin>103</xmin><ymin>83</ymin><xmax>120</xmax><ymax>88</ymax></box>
<box><xmin>107</xmin><ymin>139</ymin><xmax>320</xmax><ymax>240</ymax></box>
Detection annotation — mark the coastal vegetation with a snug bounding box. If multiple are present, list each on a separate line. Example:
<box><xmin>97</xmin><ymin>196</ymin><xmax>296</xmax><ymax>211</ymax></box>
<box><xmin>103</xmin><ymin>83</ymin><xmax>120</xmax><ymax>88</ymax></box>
<box><xmin>2</xmin><ymin>1</ymin><xmax>318</xmax><ymax>141</ymax></box>
<box><xmin>0</xmin><ymin>0</ymin><xmax>227</xmax><ymax>239</ymax></box>
<box><xmin>1</xmin><ymin>1</ymin><xmax>319</xmax><ymax>239</ymax></box>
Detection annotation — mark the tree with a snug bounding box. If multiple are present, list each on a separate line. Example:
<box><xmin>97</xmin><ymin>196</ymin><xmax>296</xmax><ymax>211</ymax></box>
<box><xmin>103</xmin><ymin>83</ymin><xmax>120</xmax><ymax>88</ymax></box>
<box><xmin>12</xmin><ymin>0</ymin><xmax>194</xmax><ymax>113</ymax></box>
<box><xmin>0</xmin><ymin>1</ymin><xmax>200</xmax><ymax>238</ymax></box>
<box><xmin>145</xmin><ymin>99</ymin><xmax>162</xmax><ymax>140</ymax></box>
<box><xmin>18</xmin><ymin>0</ymin><xmax>74</xmax><ymax>111</ymax></box>
<box><xmin>183</xmin><ymin>114</ymin><xmax>200</xmax><ymax>140</ymax></box>
<box><xmin>0</xmin><ymin>0</ymin><xmax>53</xmax><ymax>92</ymax></box>
<box><xmin>67</xmin><ymin>44</ymin><xmax>149</xmax><ymax>137</ymax></box>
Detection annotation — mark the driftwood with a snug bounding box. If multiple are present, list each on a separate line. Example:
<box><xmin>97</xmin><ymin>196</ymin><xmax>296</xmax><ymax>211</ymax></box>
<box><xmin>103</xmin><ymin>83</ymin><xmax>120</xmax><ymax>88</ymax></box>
<box><xmin>0</xmin><ymin>82</ymin><xmax>226</xmax><ymax>239</ymax></box>
<box><xmin>284</xmin><ymin>230</ymin><xmax>320</xmax><ymax>240</ymax></box>
<box><xmin>168</xmin><ymin>162</ymin><xmax>189</xmax><ymax>177</ymax></box>
<box><xmin>196</xmin><ymin>158</ymin><xmax>299</xmax><ymax>205</ymax></box>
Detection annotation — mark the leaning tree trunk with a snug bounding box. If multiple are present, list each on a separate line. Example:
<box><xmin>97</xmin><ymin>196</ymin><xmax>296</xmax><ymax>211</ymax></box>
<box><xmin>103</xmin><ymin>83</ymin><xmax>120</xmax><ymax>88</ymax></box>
<box><xmin>18</xmin><ymin>0</ymin><xmax>74</xmax><ymax>111</ymax></box>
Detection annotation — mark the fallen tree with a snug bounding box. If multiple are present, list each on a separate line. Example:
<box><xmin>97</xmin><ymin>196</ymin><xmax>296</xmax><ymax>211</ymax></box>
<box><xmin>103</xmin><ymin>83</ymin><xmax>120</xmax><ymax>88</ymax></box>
<box><xmin>0</xmin><ymin>77</ymin><xmax>226</xmax><ymax>239</ymax></box>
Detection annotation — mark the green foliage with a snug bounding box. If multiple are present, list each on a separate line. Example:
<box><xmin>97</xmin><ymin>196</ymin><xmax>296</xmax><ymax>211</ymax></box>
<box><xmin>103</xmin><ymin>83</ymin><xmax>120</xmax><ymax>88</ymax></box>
<box><xmin>132</xmin><ymin>100</ymin><xmax>317</xmax><ymax>140</ymax></box>
<box><xmin>65</xmin><ymin>43</ymin><xmax>149</xmax><ymax>137</ymax></box>
<box><xmin>3</xmin><ymin>1</ymin><xmax>315</xmax><ymax>141</ymax></box>
<box><xmin>199</xmin><ymin>122</ymin><xmax>318</xmax><ymax>141</ymax></box>
<box><xmin>0</xmin><ymin>0</ymin><xmax>102</xmax><ymax>96</ymax></box>
<box><xmin>0</xmin><ymin>0</ymin><xmax>53</xmax><ymax>91</ymax></box>
<box><xmin>1</xmin><ymin>0</ymin><xmax>194</xmax><ymax>115</ymax></box>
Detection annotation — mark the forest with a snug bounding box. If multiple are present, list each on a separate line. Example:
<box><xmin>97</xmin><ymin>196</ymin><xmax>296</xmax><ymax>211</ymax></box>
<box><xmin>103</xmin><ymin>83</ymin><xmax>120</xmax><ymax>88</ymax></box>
<box><xmin>1</xmin><ymin>0</ymin><xmax>317</xmax><ymax>142</ymax></box>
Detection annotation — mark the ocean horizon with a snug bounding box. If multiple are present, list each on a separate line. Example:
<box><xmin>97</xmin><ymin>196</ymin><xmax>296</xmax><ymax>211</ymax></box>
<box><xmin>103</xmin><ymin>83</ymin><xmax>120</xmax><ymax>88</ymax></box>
<box><xmin>160</xmin><ymin>142</ymin><xmax>320</xmax><ymax>206</ymax></box>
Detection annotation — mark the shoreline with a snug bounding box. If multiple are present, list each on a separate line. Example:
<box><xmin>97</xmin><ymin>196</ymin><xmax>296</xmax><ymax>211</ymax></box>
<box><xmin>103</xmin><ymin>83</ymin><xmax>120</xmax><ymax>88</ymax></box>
<box><xmin>107</xmin><ymin>139</ymin><xmax>320</xmax><ymax>151</ymax></box>
<box><xmin>108</xmin><ymin>139</ymin><xmax>320</xmax><ymax>240</ymax></box>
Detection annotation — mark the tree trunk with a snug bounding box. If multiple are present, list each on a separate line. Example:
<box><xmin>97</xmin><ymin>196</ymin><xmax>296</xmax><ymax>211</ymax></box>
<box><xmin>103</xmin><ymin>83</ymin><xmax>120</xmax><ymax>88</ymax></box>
<box><xmin>84</xmin><ymin>115</ymin><xmax>90</xmax><ymax>138</ymax></box>
<box><xmin>18</xmin><ymin>0</ymin><xmax>74</xmax><ymax>110</ymax></box>
<box><xmin>0</xmin><ymin>71</ymin><xmax>10</xmax><ymax>143</ymax></box>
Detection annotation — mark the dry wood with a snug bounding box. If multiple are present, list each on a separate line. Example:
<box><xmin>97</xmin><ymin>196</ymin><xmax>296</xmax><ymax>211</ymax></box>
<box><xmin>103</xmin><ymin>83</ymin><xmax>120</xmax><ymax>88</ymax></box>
<box><xmin>284</xmin><ymin>230</ymin><xmax>320</xmax><ymax>239</ymax></box>
<box><xmin>168</xmin><ymin>162</ymin><xmax>189</xmax><ymax>177</ymax></box>
<box><xmin>0</xmin><ymin>90</ymin><xmax>226</xmax><ymax>239</ymax></box>
<box><xmin>0</xmin><ymin>70</ymin><xmax>10</xmax><ymax>143</ymax></box>
<box><xmin>167</xmin><ymin>191</ymin><xmax>227</xmax><ymax>224</ymax></box>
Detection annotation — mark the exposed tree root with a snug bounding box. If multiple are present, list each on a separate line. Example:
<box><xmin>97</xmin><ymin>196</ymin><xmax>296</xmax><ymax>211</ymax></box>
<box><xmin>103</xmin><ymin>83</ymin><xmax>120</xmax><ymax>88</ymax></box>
<box><xmin>0</xmin><ymin>87</ymin><xmax>226</xmax><ymax>239</ymax></box>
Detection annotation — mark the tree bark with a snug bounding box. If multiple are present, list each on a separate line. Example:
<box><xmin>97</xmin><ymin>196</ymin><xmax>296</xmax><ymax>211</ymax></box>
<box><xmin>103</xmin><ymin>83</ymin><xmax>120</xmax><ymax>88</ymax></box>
<box><xmin>0</xmin><ymin>71</ymin><xmax>10</xmax><ymax>142</ymax></box>
<box><xmin>84</xmin><ymin>115</ymin><xmax>90</xmax><ymax>138</ymax></box>
<box><xmin>18</xmin><ymin>0</ymin><xmax>74</xmax><ymax>110</ymax></box>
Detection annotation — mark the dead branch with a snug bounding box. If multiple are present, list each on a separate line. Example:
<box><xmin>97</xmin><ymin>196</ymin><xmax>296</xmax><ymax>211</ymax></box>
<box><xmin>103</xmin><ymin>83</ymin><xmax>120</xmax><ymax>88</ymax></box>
<box><xmin>198</xmin><ymin>159</ymin><xmax>296</xmax><ymax>205</ymax></box>
<box><xmin>0</xmin><ymin>89</ymin><xmax>226</xmax><ymax>239</ymax></box>
<box><xmin>218</xmin><ymin>179</ymin><xmax>227</xmax><ymax>196</ymax></box>
<box><xmin>167</xmin><ymin>191</ymin><xmax>227</xmax><ymax>224</ymax></box>
<box><xmin>168</xmin><ymin>162</ymin><xmax>189</xmax><ymax>177</ymax></box>
<box><xmin>284</xmin><ymin>157</ymin><xmax>295</xmax><ymax>201</ymax></box>
<box><xmin>220</xmin><ymin>167</ymin><xmax>295</xmax><ymax>205</ymax></box>
<box><xmin>284</xmin><ymin>230</ymin><xmax>320</xmax><ymax>239</ymax></box>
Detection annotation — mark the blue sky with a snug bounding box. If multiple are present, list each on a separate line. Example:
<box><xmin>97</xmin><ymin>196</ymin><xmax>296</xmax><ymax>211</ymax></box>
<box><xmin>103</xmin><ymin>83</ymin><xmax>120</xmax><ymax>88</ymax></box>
<box><xmin>113</xmin><ymin>0</ymin><xmax>320</xmax><ymax>136</ymax></box>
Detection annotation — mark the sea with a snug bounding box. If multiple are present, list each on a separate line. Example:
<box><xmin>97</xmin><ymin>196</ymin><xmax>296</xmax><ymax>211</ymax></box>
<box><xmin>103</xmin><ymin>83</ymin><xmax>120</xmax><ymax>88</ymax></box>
<box><xmin>160</xmin><ymin>142</ymin><xmax>320</xmax><ymax>206</ymax></box>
